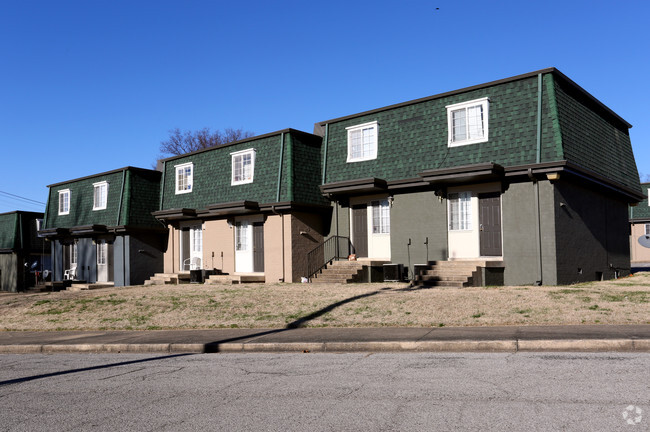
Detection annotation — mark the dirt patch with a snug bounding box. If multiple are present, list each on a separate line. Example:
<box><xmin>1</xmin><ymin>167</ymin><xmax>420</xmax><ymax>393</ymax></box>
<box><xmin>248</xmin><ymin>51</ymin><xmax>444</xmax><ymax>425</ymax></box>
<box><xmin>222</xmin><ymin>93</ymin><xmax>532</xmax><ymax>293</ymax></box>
<box><xmin>1</xmin><ymin>273</ymin><xmax>649</xmax><ymax>331</ymax></box>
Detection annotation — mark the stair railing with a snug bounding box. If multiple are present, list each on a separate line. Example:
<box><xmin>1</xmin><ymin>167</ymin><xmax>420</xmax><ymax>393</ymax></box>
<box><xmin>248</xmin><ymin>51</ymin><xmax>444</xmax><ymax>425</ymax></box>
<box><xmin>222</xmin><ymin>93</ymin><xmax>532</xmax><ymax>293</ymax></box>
<box><xmin>306</xmin><ymin>236</ymin><xmax>354</xmax><ymax>280</ymax></box>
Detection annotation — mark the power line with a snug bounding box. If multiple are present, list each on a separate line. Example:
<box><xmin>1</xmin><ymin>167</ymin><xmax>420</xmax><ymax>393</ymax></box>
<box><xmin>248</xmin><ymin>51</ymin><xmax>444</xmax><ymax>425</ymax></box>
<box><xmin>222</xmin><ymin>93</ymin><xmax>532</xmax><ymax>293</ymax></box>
<box><xmin>0</xmin><ymin>190</ymin><xmax>46</xmax><ymax>205</ymax></box>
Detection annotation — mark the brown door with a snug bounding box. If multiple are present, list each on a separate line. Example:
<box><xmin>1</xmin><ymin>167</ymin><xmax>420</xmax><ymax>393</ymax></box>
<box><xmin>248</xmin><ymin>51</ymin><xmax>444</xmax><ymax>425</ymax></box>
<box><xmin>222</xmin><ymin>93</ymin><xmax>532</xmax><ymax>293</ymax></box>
<box><xmin>352</xmin><ymin>205</ymin><xmax>368</xmax><ymax>257</ymax></box>
<box><xmin>479</xmin><ymin>192</ymin><xmax>502</xmax><ymax>256</ymax></box>
<box><xmin>253</xmin><ymin>222</ymin><xmax>264</xmax><ymax>272</ymax></box>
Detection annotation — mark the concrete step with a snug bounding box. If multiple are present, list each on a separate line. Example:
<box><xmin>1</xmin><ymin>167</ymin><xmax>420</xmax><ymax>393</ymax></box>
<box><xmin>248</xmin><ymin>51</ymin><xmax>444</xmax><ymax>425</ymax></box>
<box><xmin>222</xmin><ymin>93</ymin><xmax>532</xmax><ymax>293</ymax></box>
<box><xmin>66</xmin><ymin>282</ymin><xmax>114</xmax><ymax>291</ymax></box>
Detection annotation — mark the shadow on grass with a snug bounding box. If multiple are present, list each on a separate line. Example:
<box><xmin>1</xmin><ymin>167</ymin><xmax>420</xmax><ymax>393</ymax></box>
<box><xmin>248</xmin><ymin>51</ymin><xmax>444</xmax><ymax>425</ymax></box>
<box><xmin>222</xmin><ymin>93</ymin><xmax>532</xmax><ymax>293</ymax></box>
<box><xmin>204</xmin><ymin>287</ymin><xmax>394</xmax><ymax>352</ymax></box>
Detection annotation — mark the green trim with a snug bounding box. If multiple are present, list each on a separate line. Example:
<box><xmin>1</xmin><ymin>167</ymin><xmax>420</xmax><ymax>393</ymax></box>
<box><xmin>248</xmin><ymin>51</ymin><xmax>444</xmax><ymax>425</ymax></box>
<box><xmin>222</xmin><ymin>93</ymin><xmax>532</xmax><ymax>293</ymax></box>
<box><xmin>122</xmin><ymin>169</ymin><xmax>132</xmax><ymax>226</ymax></box>
<box><xmin>322</xmin><ymin>123</ymin><xmax>329</xmax><ymax>185</ymax></box>
<box><xmin>159</xmin><ymin>160</ymin><xmax>166</xmax><ymax>211</ymax></box>
<box><xmin>43</xmin><ymin>187</ymin><xmax>51</xmax><ymax>228</ymax></box>
<box><xmin>286</xmin><ymin>133</ymin><xmax>294</xmax><ymax>201</ymax></box>
<box><xmin>277</xmin><ymin>133</ymin><xmax>285</xmax><ymax>202</ymax></box>
<box><xmin>545</xmin><ymin>73</ymin><xmax>564</xmax><ymax>161</ymax></box>
<box><xmin>536</xmin><ymin>73</ymin><xmax>543</xmax><ymax>164</ymax></box>
<box><xmin>116</xmin><ymin>169</ymin><xmax>126</xmax><ymax>226</ymax></box>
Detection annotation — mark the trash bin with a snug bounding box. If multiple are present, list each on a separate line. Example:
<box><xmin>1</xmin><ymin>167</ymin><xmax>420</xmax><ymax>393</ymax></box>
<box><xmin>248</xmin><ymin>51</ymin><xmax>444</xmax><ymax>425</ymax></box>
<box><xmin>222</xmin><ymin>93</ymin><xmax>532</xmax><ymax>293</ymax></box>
<box><xmin>190</xmin><ymin>269</ymin><xmax>203</xmax><ymax>283</ymax></box>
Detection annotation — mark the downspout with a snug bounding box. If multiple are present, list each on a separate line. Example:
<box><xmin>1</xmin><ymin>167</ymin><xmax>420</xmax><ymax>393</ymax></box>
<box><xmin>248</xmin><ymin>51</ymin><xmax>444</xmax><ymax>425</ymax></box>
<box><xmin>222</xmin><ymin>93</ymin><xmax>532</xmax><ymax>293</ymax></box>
<box><xmin>116</xmin><ymin>169</ymin><xmax>127</xmax><ymax>285</ymax></box>
<box><xmin>272</xmin><ymin>206</ymin><xmax>285</xmax><ymax>282</ymax></box>
<box><xmin>533</xmin><ymin>73</ymin><xmax>544</xmax><ymax>285</ymax></box>
<box><xmin>277</xmin><ymin>133</ymin><xmax>285</xmax><ymax>202</ymax></box>
<box><xmin>275</xmin><ymin>135</ymin><xmax>286</xmax><ymax>282</ymax></box>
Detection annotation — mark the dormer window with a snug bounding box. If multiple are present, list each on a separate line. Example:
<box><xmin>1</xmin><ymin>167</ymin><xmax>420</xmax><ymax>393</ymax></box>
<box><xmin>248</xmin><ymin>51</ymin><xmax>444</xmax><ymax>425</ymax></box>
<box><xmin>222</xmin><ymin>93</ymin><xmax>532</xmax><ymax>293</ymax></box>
<box><xmin>58</xmin><ymin>189</ymin><xmax>70</xmax><ymax>215</ymax></box>
<box><xmin>446</xmin><ymin>98</ymin><xmax>489</xmax><ymax>147</ymax></box>
<box><xmin>346</xmin><ymin>121</ymin><xmax>378</xmax><ymax>162</ymax></box>
<box><xmin>231</xmin><ymin>149</ymin><xmax>255</xmax><ymax>185</ymax></box>
<box><xmin>93</xmin><ymin>181</ymin><xmax>108</xmax><ymax>210</ymax></box>
<box><xmin>175</xmin><ymin>162</ymin><xmax>193</xmax><ymax>194</ymax></box>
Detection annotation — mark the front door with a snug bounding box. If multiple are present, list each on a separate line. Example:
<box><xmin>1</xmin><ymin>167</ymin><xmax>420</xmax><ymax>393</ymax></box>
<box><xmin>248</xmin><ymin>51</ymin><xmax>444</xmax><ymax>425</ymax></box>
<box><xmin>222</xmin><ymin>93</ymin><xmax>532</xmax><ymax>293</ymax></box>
<box><xmin>352</xmin><ymin>205</ymin><xmax>368</xmax><ymax>257</ymax></box>
<box><xmin>253</xmin><ymin>222</ymin><xmax>265</xmax><ymax>272</ymax></box>
<box><xmin>479</xmin><ymin>192</ymin><xmax>502</xmax><ymax>256</ymax></box>
<box><xmin>181</xmin><ymin>225</ymin><xmax>203</xmax><ymax>270</ymax></box>
<box><xmin>235</xmin><ymin>221</ymin><xmax>253</xmax><ymax>272</ymax></box>
<box><xmin>96</xmin><ymin>241</ymin><xmax>113</xmax><ymax>282</ymax></box>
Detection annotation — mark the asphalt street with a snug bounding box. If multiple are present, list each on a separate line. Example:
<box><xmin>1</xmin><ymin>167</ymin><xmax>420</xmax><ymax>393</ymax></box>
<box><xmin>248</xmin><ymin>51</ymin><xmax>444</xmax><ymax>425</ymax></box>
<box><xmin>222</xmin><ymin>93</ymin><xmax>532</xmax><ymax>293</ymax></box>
<box><xmin>0</xmin><ymin>352</ymin><xmax>648</xmax><ymax>431</ymax></box>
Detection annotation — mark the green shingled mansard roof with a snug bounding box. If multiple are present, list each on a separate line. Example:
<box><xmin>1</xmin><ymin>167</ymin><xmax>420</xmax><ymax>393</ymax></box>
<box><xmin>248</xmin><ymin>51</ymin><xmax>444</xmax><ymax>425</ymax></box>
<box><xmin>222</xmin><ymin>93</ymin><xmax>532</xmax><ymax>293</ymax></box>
<box><xmin>0</xmin><ymin>211</ymin><xmax>45</xmax><ymax>252</ymax></box>
<box><xmin>316</xmin><ymin>68</ymin><xmax>641</xmax><ymax>197</ymax></box>
<box><xmin>159</xmin><ymin>129</ymin><xmax>327</xmax><ymax>211</ymax></box>
<box><xmin>44</xmin><ymin>167</ymin><xmax>161</xmax><ymax>230</ymax></box>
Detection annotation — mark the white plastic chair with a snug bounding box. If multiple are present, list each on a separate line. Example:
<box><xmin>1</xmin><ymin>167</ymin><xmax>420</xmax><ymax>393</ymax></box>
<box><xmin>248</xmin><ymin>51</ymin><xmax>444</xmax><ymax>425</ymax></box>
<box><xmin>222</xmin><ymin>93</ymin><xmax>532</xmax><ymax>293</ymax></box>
<box><xmin>183</xmin><ymin>257</ymin><xmax>202</xmax><ymax>271</ymax></box>
<box><xmin>64</xmin><ymin>266</ymin><xmax>77</xmax><ymax>280</ymax></box>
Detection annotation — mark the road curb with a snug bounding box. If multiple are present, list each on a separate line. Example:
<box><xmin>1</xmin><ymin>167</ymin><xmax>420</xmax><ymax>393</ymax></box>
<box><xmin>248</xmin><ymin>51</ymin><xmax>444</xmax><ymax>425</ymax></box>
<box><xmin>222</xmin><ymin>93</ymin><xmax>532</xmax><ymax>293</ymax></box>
<box><xmin>1</xmin><ymin>338</ymin><xmax>649</xmax><ymax>354</ymax></box>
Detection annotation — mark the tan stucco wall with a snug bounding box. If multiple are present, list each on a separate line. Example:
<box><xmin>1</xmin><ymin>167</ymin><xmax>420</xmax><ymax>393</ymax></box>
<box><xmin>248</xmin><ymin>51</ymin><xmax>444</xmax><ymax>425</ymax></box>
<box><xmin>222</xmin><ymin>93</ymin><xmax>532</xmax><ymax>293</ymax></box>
<box><xmin>163</xmin><ymin>228</ymin><xmax>176</xmax><ymax>274</ymax></box>
<box><xmin>204</xmin><ymin>219</ymin><xmax>235</xmax><ymax>274</ymax></box>
<box><xmin>630</xmin><ymin>222</ymin><xmax>650</xmax><ymax>263</ymax></box>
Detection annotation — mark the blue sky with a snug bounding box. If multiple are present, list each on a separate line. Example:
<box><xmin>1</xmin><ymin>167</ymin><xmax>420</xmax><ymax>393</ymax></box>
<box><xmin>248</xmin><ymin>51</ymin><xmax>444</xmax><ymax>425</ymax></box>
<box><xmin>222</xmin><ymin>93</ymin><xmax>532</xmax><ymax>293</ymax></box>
<box><xmin>1</xmin><ymin>0</ymin><xmax>649</xmax><ymax>213</ymax></box>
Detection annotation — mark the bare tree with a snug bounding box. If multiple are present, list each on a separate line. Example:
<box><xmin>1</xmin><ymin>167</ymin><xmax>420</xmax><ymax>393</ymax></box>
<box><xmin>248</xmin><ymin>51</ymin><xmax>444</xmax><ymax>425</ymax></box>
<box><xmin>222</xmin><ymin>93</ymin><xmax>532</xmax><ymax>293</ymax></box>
<box><xmin>159</xmin><ymin>127</ymin><xmax>255</xmax><ymax>159</ymax></box>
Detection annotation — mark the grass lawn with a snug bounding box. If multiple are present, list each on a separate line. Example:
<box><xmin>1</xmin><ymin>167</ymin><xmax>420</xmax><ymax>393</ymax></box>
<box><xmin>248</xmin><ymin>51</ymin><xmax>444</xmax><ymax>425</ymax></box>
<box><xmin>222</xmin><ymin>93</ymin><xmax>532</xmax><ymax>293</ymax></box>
<box><xmin>0</xmin><ymin>272</ymin><xmax>649</xmax><ymax>331</ymax></box>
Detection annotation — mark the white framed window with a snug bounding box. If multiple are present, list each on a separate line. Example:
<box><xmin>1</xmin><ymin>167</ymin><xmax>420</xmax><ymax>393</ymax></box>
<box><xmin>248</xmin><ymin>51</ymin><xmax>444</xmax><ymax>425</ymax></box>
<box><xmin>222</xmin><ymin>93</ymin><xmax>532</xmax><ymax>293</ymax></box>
<box><xmin>371</xmin><ymin>200</ymin><xmax>390</xmax><ymax>234</ymax></box>
<box><xmin>231</xmin><ymin>149</ymin><xmax>255</xmax><ymax>185</ymax></box>
<box><xmin>647</xmin><ymin>188</ymin><xmax>649</xmax><ymax>206</ymax></box>
<box><xmin>448</xmin><ymin>192</ymin><xmax>472</xmax><ymax>231</ymax></box>
<box><xmin>346</xmin><ymin>121</ymin><xmax>378</xmax><ymax>162</ymax></box>
<box><xmin>58</xmin><ymin>189</ymin><xmax>70</xmax><ymax>215</ymax></box>
<box><xmin>446</xmin><ymin>97</ymin><xmax>489</xmax><ymax>147</ymax></box>
<box><xmin>93</xmin><ymin>181</ymin><xmax>108</xmax><ymax>210</ymax></box>
<box><xmin>645</xmin><ymin>224</ymin><xmax>650</xmax><ymax>236</ymax></box>
<box><xmin>175</xmin><ymin>162</ymin><xmax>193</xmax><ymax>194</ymax></box>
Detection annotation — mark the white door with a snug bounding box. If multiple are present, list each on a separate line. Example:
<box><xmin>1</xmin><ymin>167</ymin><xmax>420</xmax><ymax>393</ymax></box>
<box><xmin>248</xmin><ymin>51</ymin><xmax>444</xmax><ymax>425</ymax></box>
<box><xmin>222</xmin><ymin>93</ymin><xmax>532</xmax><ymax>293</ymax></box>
<box><xmin>97</xmin><ymin>241</ymin><xmax>108</xmax><ymax>282</ymax></box>
<box><xmin>367</xmin><ymin>200</ymin><xmax>391</xmax><ymax>259</ymax></box>
<box><xmin>235</xmin><ymin>221</ymin><xmax>253</xmax><ymax>273</ymax></box>
<box><xmin>190</xmin><ymin>226</ymin><xmax>202</xmax><ymax>269</ymax></box>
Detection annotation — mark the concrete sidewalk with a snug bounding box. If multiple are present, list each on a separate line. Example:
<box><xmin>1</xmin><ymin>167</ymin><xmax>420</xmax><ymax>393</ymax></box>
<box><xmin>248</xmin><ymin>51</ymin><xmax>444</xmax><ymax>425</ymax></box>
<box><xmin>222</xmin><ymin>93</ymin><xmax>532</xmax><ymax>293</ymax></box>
<box><xmin>0</xmin><ymin>325</ymin><xmax>649</xmax><ymax>354</ymax></box>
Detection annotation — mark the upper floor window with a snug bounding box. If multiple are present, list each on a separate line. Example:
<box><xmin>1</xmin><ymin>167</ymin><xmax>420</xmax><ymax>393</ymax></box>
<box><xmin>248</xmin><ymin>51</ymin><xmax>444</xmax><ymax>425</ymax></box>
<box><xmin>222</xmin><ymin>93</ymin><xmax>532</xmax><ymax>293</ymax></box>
<box><xmin>231</xmin><ymin>149</ymin><xmax>255</xmax><ymax>185</ymax></box>
<box><xmin>446</xmin><ymin>98</ymin><xmax>489</xmax><ymax>147</ymax></box>
<box><xmin>93</xmin><ymin>181</ymin><xmax>108</xmax><ymax>210</ymax></box>
<box><xmin>371</xmin><ymin>200</ymin><xmax>390</xmax><ymax>234</ymax></box>
<box><xmin>346</xmin><ymin>121</ymin><xmax>378</xmax><ymax>162</ymax></box>
<box><xmin>58</xmin><ymin>189</ymin><xmax>70</xmax><ymax>215</ymax></box>
<box><xmin>448</xmin><ymin>192</ymin><xmax>472</xmax><ymax>231</ymax></box>
<box><xmin>175</xmin><ymin>162</ymin><xmax>193</xmax><ymax>194</ymax></box>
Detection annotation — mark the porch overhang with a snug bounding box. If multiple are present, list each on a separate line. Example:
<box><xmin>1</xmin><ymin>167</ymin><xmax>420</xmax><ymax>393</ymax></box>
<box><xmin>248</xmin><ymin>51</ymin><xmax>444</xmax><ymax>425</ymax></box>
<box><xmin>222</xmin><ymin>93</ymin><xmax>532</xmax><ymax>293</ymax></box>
<box><xmin>320</xmin><ymin>178</ymin><xmax>388</xmax><ymax>197</ymax></box>
<box><xmin>38</xmin><ymin>227</ymin><xmax>70</xmax><ymax>239</ymax></box>
<box><xmin>204</xmin><ymin>201</ymin><xmax>260</xmax><ymax>217</ymax></box>
<box><xmin>419</xmin><ymin>163</ymin><xmax>505</xmax><ymax>185</ymax></box>
<box><xmin>258</xmin><ymin>201</ymin><xmax>333</xmax><ymax>214</ymax></box>
<box><xmin>152</xmin><ymin>208</ymin><xmax>198</xmax><ymax>222</ymax></box>
<box><xmin>505</xmin><ymin>160</ymin><xmax>645</xmax><ymax>203</ymax></box>
<box><xmin>69</xmin><ymin>225</ymin><xmax>108</xmax><ymax>236</ymax></box>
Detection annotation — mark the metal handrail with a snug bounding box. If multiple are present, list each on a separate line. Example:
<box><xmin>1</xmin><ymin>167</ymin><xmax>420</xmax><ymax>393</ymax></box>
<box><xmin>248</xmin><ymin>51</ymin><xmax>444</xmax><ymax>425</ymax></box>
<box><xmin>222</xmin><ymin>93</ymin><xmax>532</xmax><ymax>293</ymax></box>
<box><xmin>306</xmin><ymin>236</ymin><xmax>354</xmax><ymax>280</ymax></box>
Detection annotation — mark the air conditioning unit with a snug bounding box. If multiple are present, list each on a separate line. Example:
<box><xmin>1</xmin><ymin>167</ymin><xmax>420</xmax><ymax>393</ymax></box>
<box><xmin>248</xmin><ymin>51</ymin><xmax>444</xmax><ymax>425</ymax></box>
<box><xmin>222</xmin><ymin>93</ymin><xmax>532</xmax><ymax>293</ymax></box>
<box><xmin>383</xmin><ymin>264</ymin><xmax>404</xmax><ymax>282</ymax></box>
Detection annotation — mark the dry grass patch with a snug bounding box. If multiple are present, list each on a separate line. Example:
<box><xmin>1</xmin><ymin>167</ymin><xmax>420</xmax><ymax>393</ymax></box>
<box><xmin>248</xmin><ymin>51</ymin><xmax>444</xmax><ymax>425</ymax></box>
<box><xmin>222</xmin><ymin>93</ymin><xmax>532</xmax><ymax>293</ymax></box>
<box><xmin>1</xmin><ymin>272</ymin><xmax>649</xmax><ymax>331</ymax></box>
